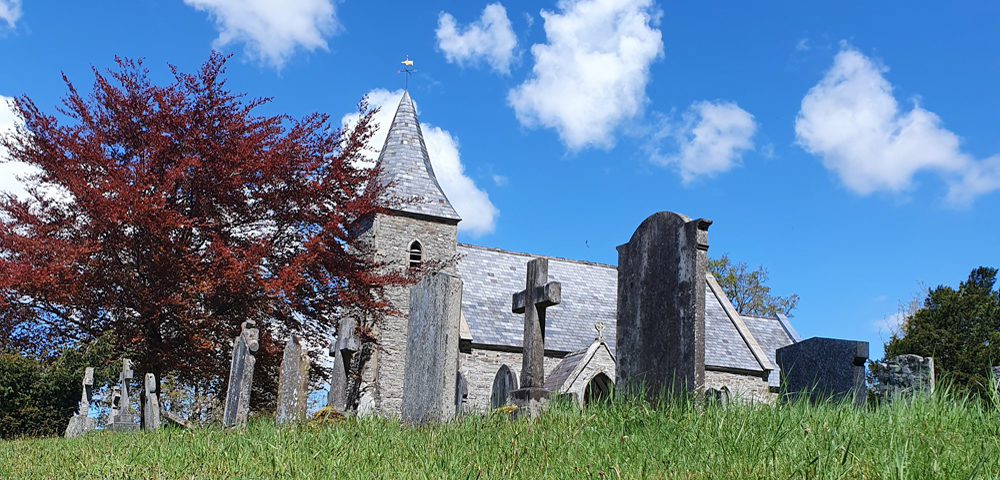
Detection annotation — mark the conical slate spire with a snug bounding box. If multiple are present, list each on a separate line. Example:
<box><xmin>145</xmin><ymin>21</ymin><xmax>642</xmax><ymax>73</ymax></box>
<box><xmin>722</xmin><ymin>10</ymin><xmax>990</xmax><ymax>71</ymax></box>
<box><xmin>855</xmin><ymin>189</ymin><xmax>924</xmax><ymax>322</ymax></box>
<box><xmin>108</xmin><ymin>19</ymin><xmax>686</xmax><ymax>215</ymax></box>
<box><xmin>374</xmin><ymin>91</ymin><xmax>461</xmax><ymax>222</ymax></box>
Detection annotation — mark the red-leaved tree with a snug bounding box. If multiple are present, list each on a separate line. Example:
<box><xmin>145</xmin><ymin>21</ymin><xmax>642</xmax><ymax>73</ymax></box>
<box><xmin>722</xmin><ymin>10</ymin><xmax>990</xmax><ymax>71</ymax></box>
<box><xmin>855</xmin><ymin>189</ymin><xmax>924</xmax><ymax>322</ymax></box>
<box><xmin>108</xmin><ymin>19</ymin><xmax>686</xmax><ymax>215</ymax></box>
<box><xmin>0</xmin><ymin>53</ymin><xmax>410</xmax><ymax>409</ymax></box>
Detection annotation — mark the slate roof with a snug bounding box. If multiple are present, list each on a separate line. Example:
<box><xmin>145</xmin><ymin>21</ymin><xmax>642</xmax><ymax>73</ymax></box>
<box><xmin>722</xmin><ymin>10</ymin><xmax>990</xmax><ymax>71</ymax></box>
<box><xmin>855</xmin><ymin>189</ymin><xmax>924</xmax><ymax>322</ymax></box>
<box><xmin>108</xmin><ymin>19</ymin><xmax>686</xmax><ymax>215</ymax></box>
<box><xmin>742</xmin><ymin>313</ymin><xmax>801</xmax><ymax>387</ymax></box>
<box><xmin>543</xmin><ymin>348</ymin><xmax>588</xmax><ymax>391</ymax></box>
<box><xmin>456</xmin><ymin>243</ymin><xmax>787</xmax><ymax>375</ymax></box>
<box><xmin>374</xmin><ymin>91</ymin><xmax>461</xmax><ymax>222</ymax></box>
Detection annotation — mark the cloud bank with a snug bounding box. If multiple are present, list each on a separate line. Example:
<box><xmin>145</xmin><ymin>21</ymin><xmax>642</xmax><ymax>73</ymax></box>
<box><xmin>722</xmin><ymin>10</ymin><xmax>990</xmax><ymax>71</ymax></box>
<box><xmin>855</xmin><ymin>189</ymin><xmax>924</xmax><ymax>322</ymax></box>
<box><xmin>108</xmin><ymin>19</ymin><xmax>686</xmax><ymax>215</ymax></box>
<box><xmin>436</xmin><ymin>3</ymin><xmax>517</xmax><ymax>75</ymax></box>
<box><xmin>343</xmin><ymin>89</ymin><xmax>499</xmax><ymax>237</ymax></box>
<box><xmin>795</xmin><ymin>46</ymin><xmax>1000</xmax><ymax>205</ymax></box>
<box><xmin>508</xmin><ymin>0</ymin><xmax>663</xmax><ymax>150</ymax></box>
<box><xmin>183</xmin><ymin>0</ymin><xmax>339</xmax><ymax>69</ymax></box>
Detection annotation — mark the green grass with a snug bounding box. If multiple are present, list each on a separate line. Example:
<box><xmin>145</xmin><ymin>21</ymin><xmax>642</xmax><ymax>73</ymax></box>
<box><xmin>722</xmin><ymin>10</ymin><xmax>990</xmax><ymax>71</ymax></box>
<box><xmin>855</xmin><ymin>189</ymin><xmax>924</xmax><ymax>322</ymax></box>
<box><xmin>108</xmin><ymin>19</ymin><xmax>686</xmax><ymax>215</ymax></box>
<box><xmin>3</xmin><ymin>392</ymin><xmax>1000</xmax><ymax>479</ymax></box>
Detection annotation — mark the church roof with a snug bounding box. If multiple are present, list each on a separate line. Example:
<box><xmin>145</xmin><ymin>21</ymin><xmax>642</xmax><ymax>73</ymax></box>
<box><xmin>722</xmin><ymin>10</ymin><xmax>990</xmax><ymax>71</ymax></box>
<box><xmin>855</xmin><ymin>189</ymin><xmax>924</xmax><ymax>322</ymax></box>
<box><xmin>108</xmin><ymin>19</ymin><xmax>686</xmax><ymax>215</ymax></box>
<box><xmin>742</xmin><ymin>313</ymin><xmax>801</xmax><ymax>387</ymax></box>
<box><xmin>456</xmin><ymin>243</ymin><xmax>789</xmax><ymax>375</ymax></box>
<box><xmin>543</xmin><ymin>337</ymin><xmax>615</xmax><ymax>392</ymax></box>
<box><xmin>374</xmin><ymin>91</ymin><xmax>461</xmax><ymax>222</ymax></box>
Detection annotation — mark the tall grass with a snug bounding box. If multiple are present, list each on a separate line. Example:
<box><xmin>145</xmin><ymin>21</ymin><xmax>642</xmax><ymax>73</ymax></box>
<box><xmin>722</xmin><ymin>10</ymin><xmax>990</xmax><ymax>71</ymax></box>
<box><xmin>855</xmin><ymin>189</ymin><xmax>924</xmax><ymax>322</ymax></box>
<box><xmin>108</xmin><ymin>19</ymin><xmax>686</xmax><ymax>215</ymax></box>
<box><xmin>2</xmin><ymin>389</ymin><xmax>999</xmax><ymax>479</ymax></box>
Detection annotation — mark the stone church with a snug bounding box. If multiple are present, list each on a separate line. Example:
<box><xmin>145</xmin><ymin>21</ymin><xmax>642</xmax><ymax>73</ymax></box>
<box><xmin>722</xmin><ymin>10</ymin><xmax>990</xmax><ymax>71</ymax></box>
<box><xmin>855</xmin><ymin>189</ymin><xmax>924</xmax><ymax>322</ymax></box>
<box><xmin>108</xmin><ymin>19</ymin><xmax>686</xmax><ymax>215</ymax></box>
<box><xmin>334</xmin><ymin>91</ymin><xmax>801</xmax><ymax>416</ymax></box>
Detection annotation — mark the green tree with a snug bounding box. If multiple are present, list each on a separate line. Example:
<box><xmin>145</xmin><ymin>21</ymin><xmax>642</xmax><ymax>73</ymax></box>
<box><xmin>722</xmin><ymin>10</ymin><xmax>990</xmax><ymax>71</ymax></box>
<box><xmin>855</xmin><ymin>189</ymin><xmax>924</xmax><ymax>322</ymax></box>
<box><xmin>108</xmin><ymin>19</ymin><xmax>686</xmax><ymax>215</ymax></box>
<box><xmin>884</xmin><ymin>266</ymin><xmax>1000</xmax><ymax>398</ymax></box>
<box><xmin>707</xmin><ymin>254</ymin><xmax>799</xmax><ymax>316</ymax></box>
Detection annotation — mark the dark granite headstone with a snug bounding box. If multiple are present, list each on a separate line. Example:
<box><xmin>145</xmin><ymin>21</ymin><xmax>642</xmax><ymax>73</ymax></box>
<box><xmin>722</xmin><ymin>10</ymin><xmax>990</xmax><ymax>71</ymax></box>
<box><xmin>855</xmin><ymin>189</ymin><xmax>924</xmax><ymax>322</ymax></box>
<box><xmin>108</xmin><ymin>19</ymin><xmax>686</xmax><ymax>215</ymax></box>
<box><xmin>776</xmin><ymin>337</ymin><xmax>869</xmax><ymax>405</ymax></box>
<box><xmin>400</xmin><ymin>272</ymin><xmax>463</xmax><ymax>424</ymax></box>
<box><xmin>490</xmin><ymin>365</ymin><xmax>518</xmax><ymax>410</ymax></box>
<box><xmin>142</xmin><ymin>373</ymin><xmax>160</xmax><ymax>431</ymax></box>
<box><xmin>275</xmin><ymin>334</ymin><xmax>310</xmax><ymax>425</ymax></box>
<box><xmin>508</xmin><ymin>257</ymin><xmax>562</xmax><ymax>417</ymax></box>
<box><xmin>64</xmin><ymin>367</ymin><xmax>96</xmax><ymax>438</ymax></box>
<box><xmin>222</xmin><ymin>321</ymin><xmax>259</xmax><ymax>428</ymax></box>
<box><xmin>327</xmin><ymin>316</ymin><xmax>359</xmax><ymax>411</ymax></box>
<box><xmin>108</xmin><ymin>359</ymin><xmax>139</xmax><ymax>431</ymax></box>
<box><xmin>874</xmin><ymin>354</ymin><xmax>934</xmax><ymax>401</ymax></box>
<box><xmin>616</xmin><ymin>211</ymin><xmax>711</xmax><ymax>398</ymax></box>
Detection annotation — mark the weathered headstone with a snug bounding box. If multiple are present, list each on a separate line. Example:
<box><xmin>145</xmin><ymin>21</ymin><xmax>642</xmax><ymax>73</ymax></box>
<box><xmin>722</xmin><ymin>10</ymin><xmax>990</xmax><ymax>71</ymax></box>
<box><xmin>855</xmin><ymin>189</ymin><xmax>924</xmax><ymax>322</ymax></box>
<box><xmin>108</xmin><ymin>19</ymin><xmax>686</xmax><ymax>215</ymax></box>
<box><xmin>874</xmin><ymin>354</ymin><xmax>934</xmax><ymax>401</ymax></box>
<box><xmin>616</xmin><ymin>211</ymin><xmax>711</xmax><ymax>398</ymax></box>
<box><xmin>108</xmin><ymin>359</ymin><xmax>139</xmax><ymax>431</ymax></box>
<box><xmin>400</xmin><ymin>272</ymin><xmax>463</xmax><ymax>424</ymax></box>
<box><xmin>508</xmin><ymin>257</ymin><xmax>562</xmax><ymax>417</ymax></box>
<box><xmin>142</xmin><ymin>373</ymin><xmax>160</xmax><ymax>431</ymax></box>
<box><xmin>275</xmin><ymin>334</ymin><xmax>310</xmax><ymax>425</ymax></box>
<box><xmin>64</xmin><ymin>367</ymin><xmax>96</xmax><ymax>438</ymax></box>
<box><xmin>327</xmin><ymin>316</ymin><xmax>359</xmax><ymax>411</ymax></box>
<box><xmin>775</xmin><ymin>337</ymin><xmax>869</xmax><ymax>405</ymax></box>
<box><xmin>455</xmin><ymin>371</ymin><xmax>468</xmax><ymax>416</ymax></box>
<box><xmin>222</xmin><ymin>320</ymin><xmax>259</xmax><ymax>428</ymax></box>
<box><xmin>490</xmin><ymin>365</ymin><xmax>519</xmax><ymax>410</ymax></box>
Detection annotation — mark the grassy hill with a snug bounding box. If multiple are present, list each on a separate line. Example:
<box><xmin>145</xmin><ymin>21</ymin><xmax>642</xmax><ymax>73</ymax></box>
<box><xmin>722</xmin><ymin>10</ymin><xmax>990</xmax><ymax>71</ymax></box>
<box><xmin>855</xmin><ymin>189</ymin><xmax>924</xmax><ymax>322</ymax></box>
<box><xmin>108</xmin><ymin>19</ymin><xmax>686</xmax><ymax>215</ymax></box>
<box><xmin>2</xmin><ymin>393</ymin><xmax>999</xmax><ymax>479</ymax></box>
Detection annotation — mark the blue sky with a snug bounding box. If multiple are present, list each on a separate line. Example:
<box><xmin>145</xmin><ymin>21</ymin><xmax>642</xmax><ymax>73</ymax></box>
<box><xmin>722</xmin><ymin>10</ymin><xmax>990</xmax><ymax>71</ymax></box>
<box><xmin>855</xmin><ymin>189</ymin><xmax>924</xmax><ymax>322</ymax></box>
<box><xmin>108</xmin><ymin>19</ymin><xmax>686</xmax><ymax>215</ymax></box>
<box><xmin>1</xmin><ymin>0</ymin><xmax>998</xmax><ymax>360</ymax></box>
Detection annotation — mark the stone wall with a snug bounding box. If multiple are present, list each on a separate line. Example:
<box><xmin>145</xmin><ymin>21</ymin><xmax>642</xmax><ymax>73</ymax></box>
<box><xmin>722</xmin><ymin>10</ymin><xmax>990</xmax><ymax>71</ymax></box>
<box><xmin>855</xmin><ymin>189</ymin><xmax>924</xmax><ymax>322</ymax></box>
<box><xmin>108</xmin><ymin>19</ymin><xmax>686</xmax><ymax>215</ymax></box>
<box><xmin>362</xmin><ymin>212</ymin><xmax>458</xmax><ymax>416</ymax></box>
<box><xmin>704</xmin><ymin>369</ymin><xmax>772</xmax><ymax>404</ymax></box>
<box><xmin>459</xmin><ymin>348</ymin><xmax>562</xmax><ymax>412</ymax></box>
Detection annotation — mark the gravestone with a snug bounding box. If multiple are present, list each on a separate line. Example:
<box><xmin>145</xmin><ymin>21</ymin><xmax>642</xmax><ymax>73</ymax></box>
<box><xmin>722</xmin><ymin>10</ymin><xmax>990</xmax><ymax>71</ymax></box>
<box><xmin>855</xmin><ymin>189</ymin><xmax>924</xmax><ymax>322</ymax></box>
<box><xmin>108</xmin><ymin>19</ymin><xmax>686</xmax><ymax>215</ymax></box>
<box><xmin>400</xmin><ymin>272</ymin><xmax>463</xmax><ymax>424</ymax></box>
<box><xmin>874</xmin><ymin>354</ymin><xmax>935</xmax><ymax>401</ymax></box>
<box><xmin>64</xmin><ymin>367</ymin><xmax>96</xmax><ymax>438</ymax></box>
<box><xmin>327</xmin><ymin>316</ymin><xmax>360</xmax><ymax>411</ymax></box>
<box><xmin>775</xmin><ymin>337</ymin><xmax>869</xmax><ymax>405</ymax></box>
<box><xmin>616</xmin><ymin>211</ymin><xmax>711</xmax><ymax>398</ymax></box>
<box><xmin>142</xmin><ymin>373</ymin><xmax>160</xmax><ymax>431</ymax></box>
<box><xmin>222</xmin><ymin>320</ymin><xmax>259</xmax><ymax>428</ymax></box>
<box><xmin>455</xmin><ymin>371</ymin><xmax>468</xmax><ymax>416</ymax></box>
<box><xmin>275</xmin><ymin>334</ymin><xmax>310</xmax><ymax>425</ymax></box>
<box><xmin>490</xmin><ymin>365</ymin><xmax>519</xmax><ymax>410</ymax></box>
<box><xmin>508</xmin><ymin>257</ymin><xmax>562</xmax><ymax>417</ymax></box>
<box><xmin>108</xmin><ymin>359</ymin><xmax>139</xmax><ymax>431</ymax></box>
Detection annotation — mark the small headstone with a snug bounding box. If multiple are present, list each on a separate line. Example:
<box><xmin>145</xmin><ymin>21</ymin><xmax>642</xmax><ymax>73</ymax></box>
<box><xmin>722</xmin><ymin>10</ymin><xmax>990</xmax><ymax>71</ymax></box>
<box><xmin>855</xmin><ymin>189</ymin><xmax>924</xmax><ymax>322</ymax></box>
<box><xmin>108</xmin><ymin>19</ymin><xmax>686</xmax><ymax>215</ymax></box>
<box><xmin>490</xmin><ymin>365</ymin><xmax>518</xmax><ymax>410</ymax></box>
<box><xmin>616</xmin><ymin>211</ymin><xmax>711</xmax><ymax>398</ymax></box>
<box><xmin>142</xmin><ymin>373</ymin><xmax>160</xmax><ymax>431</ymax></box>
<box><xmin>327</xmin><ymin>316</ymin><xmax>359</xmax><ymax>411</ymax></box>
<box><xmin>775</xmin><ymin>337</ymin><xmax>869</xmax><ymax>405</ymax></box>
<box><xmin>108</xmin><ymin>359</ymin><xmax>139</xmax><ymax>431</ymax></box>
<box><xmin>400</xmin><ymin>272</ymin><xmax>463</xmax><ymax>425</ymax></box>
<box><xmin>64</xmin><ymin>367</ymin><xmax>96</xmax><ymax>438</ymax></box>
<box><xmin>455</xmin><ymin>371</ymin><xmax>468</xmax><ymax>416</ymax></box>
<box><xmin>275</xmin><ymin>334</ymin><xmax>310</xmax><ymax>425</ymax></box>
<box><xmin>222</xmin><ymin>320</ymin><xmax>259</xmax><ymax>428</ymax></box>
<box><xmin>508</xmin><ymin>257</ymin><xmax>562</xmax><ymax>417</ymax></box>
<box><xmin>163</xmin><ymin>410</ymin><xmax>192</xmax><ymax>429</ymax></box>
<box><xmin>874</xmin><ymin>354</ymin><xmax>934</xmax><ymax>401</ymax></box>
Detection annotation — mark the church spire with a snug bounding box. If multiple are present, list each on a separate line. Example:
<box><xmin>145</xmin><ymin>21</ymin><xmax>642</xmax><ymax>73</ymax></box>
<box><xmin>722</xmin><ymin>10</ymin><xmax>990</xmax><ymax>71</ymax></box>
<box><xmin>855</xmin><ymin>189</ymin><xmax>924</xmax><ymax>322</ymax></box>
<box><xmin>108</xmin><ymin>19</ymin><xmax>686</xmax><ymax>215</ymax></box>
<box><xmin>374</xmin><ymin>91</ymin><xmax>461</xmax><ymax>223</ymax></box>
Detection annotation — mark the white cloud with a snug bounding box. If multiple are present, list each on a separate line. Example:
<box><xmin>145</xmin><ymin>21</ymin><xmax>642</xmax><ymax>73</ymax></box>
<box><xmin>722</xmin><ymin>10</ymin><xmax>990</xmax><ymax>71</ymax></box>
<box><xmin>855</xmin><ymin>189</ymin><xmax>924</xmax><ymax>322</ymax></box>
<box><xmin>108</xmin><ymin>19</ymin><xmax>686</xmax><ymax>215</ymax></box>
<box><xmin>0</xmin><ymin>0</ymin><xmax>21</xmax><ymax>29</ymax></box>
<box><xmin>342</xmin><ymin>89</ymin><xmax>499</xmax><ymax>237</ymax></box>
<box><xmin>795</xmin><ymin>46</ymin><xmax>1000</xmax><ymax>205</ymax></box>
<box><xmin>874</xmin><ymin>311</ymin><xmax>907</xmax><ymax>335</ymax></box>
<box><xmin>651</xmin><ymin>100</ymin><xmax>757</xmax><ymax>183</ymax></box>
<box><xmin>436</xmin><ymin>3</ymin><xmax>517</xmax><ymax>75</ymax></box>
<box><xmin>183</xmin><ymin>0</ymin><xmax>339</xmax><ymax>69</ymax></box>
<box><xmin>0</xmin><ymin>96</ymin><xmax>38</xmax><ymax>199</ymax></box>
<box><xmin>508</xmin><ymin>0</ymin><xmax>663</xmax><ymax>150</ymax></box>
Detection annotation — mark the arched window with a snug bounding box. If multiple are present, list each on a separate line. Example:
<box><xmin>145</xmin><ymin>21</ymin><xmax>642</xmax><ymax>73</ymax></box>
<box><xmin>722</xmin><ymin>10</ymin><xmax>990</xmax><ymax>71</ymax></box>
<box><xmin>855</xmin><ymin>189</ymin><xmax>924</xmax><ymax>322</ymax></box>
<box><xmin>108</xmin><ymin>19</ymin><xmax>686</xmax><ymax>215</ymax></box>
<box><xmin>408</xmin><ymin>241</ymin><xmax>422</xmax><ymax>268</ymax></box>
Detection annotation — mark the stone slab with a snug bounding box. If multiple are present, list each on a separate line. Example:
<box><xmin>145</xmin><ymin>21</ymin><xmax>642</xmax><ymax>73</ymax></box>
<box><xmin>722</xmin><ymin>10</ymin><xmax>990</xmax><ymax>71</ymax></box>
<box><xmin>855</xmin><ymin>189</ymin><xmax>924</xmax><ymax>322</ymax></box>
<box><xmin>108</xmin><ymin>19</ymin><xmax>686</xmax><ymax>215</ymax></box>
<box><xmin>874</xmin><ymin>354</ymin><xmax>934</xmax><ymax>401</ymax></box>
<box><xmin>275</xmin><ymin>334</ymin><xmax>310</xmax><ymax>425</ymax></box>
<box><xmin>223</xmin><ymin>321</ymin><xmax>259</xmax><ymax>428</ymax></box>
<box><xmin>142</xmin><ymin>373</ymin><xmax>160</xmax><ymax>431</ymax></box>
<box><xmin>776</xmin><ymin>337</ymin><xmax>868</xmax><ymax>405</ymax></box>
<box><xmin>508</xmin><ymin>387</ymin><xmax>553</xmax><ymax>418</ymax></box>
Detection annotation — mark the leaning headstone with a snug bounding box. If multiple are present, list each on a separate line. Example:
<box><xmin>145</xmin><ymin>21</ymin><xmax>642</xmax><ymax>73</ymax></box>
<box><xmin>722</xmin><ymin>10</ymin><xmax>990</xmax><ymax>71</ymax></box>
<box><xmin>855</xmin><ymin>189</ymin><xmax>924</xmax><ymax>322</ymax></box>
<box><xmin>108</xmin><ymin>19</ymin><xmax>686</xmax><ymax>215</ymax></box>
<box><xmin>490</xmin><ymin>365</ymin><xmax>518</xmax><ymax>410</ymax></box>
<box><xmin>775</xmin><ymin>337</ymin><xmax>869</xmax><ymax>405</ymax></box>
<box><xmin>142</xmin><ymin>373</ymin><xmax>160</xmax><ymax>431</ymax></box>
<box><xmin>275</xmin><ymin>334</ymin><xmax>310</xmax><ymax>425</ymax></box>
<box><xmin>108</xmin><ymin>359</ymin><xmax>139</xmax><ymax>431</ymax></box>
<box><xmin>508</xmin><ymin>257</ymin><xmax>562</xmax><ymax>417</ymax></box>
<box><xmin>327</xmin><ymin>316</ymin><xmax>359</xmax><ymax>411</ymax></box>
<box><xmin>874</xmin><ymin>354</ymin><xmax>934</xmax><ymax>401</ymax></box>
<box><xmin>616</xmin><ymin>211</ymin><xmax>711</xmax><ymax>398</ymax></box>
<box><xmin>222</xmin><ymin>320</ymin><xmax>259</xmax><ymax>428</ymax></box>
<box><xmin>400</xmin><ymin>272</ymin><xmax>463</xmax><ymax>424</ymax></box>
<box><xmin>64</xmin><ymin>367</ymin><xmax>96</xmax><ymax>438</ymax></box>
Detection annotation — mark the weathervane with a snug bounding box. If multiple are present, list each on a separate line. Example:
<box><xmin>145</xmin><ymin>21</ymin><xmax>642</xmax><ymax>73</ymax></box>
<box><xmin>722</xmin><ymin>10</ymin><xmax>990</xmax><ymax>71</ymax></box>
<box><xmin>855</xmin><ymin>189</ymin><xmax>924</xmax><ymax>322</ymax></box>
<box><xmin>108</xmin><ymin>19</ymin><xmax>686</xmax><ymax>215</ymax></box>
<box><xmin>398</xmin><ymin>55</ymin><xmax>416</xmax><ymax>91</ymax></box>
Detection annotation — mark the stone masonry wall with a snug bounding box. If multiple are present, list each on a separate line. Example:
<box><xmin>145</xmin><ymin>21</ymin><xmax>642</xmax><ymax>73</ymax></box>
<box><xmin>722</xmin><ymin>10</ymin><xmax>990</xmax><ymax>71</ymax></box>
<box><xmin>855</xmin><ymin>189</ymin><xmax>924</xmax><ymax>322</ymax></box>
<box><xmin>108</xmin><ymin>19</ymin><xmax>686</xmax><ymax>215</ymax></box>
<box><xmin>363</xmin><ymin>213</ymin><xmax>458</xmax><ymax>417</ymax></box>
<box><xmin>460</xmin><ymin>348</ymin><xmax>562</xmax><ymax>412</ymax></box>
<box><xmin>705</xmin><ymin>369</ymin><xmax>773</xmax><ymax>404</ymax></box>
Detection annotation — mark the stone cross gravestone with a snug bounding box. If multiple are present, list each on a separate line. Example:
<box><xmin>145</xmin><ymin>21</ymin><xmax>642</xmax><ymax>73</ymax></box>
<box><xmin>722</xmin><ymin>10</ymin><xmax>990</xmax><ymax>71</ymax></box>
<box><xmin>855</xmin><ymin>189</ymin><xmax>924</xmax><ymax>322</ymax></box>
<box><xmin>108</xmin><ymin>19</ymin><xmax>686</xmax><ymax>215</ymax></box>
<box><xmin>490</xmin><ymin>365</ymin><xmax>518</xmax><ymax>410</ymax></box>
<box><xmin>400</xmin><ymin>272</ymin><xmax>463</xmax><ymax>425</ymax></box>
<box><xmin>108</xmin><ymin>359</ymin><xmax>139</xmax><ymax>431</ymax></box>
<box><xmin>327</xmin><ymin>316</ymin><xmax>360</xmax><ymax>411</ymax></box>
<box><xmin>275</xmin><ymin>334</ymin><xmax>310</xmax><ymax>425</ymax></box>
<box><xmin>142</xmin><ymin>373</ymin><xmax>160</xmax><ymax>431</ymax></box>
<box><xmin>616</xmin><ymin>211</ymin><xmax>711</xmax><ymax>399</ymax></box>
<box><xmin>223</xmin><ymin>320</ymin><xmax>259</xmax><ymax>428</ymax></box>
<box><xmin>64</xmin><ymin>367</ymin><xmax>96</xmax><ymax>438</ymax></box>
<box><xmin>775</xmin><ymin>337</ymin><xmax>869</xmax><ymax>406</ymax></box>
<box><xmin>874</xmin><ymin>354</ymin><xmax>934</xmax><ymax>401</ymax></box>
<box><xmin>508</xmin><ymin>257</ymin><xmax>561</xmax><ymax>417</ymax></box>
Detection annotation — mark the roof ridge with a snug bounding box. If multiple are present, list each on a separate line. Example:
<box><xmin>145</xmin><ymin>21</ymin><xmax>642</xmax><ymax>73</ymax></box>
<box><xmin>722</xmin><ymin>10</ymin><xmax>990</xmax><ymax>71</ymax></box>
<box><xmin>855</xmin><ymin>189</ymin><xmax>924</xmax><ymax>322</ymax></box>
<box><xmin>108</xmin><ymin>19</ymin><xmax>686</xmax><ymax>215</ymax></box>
<box><xmin>457</xmin><ymin>242</ymin><xmax>617</xmax><ymax>269</ymax></box>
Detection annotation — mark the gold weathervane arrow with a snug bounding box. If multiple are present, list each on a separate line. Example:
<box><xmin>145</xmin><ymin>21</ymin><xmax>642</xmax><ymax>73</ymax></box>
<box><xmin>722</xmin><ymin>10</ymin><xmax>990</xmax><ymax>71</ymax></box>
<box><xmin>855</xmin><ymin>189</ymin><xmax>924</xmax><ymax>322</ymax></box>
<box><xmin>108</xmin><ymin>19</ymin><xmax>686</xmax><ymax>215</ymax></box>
<box><xmin>398</xmin><ymin>55</ymin><xmax>417</xmax><ymax>90</ymax></box>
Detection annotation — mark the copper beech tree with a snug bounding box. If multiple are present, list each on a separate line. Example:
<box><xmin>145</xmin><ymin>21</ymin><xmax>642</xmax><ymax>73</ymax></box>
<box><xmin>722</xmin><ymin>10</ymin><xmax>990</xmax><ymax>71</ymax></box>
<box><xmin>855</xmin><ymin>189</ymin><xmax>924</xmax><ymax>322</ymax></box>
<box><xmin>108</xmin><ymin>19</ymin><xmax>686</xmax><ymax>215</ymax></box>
<box><xmin>0</xmin><ymin>53</ymin><xmax>412</xmax><ymax>408</ymax></box>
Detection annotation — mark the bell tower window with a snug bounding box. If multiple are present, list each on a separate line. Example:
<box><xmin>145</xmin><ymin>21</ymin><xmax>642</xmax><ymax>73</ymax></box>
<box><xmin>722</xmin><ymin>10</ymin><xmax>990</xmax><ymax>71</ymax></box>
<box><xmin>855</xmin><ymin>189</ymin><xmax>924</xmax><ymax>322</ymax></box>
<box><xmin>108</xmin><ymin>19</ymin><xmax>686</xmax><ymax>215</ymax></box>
<box><xmin>408</xmin><ymin>241</ymin><xmax>422</xmax><ymax>268</ymax></box>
